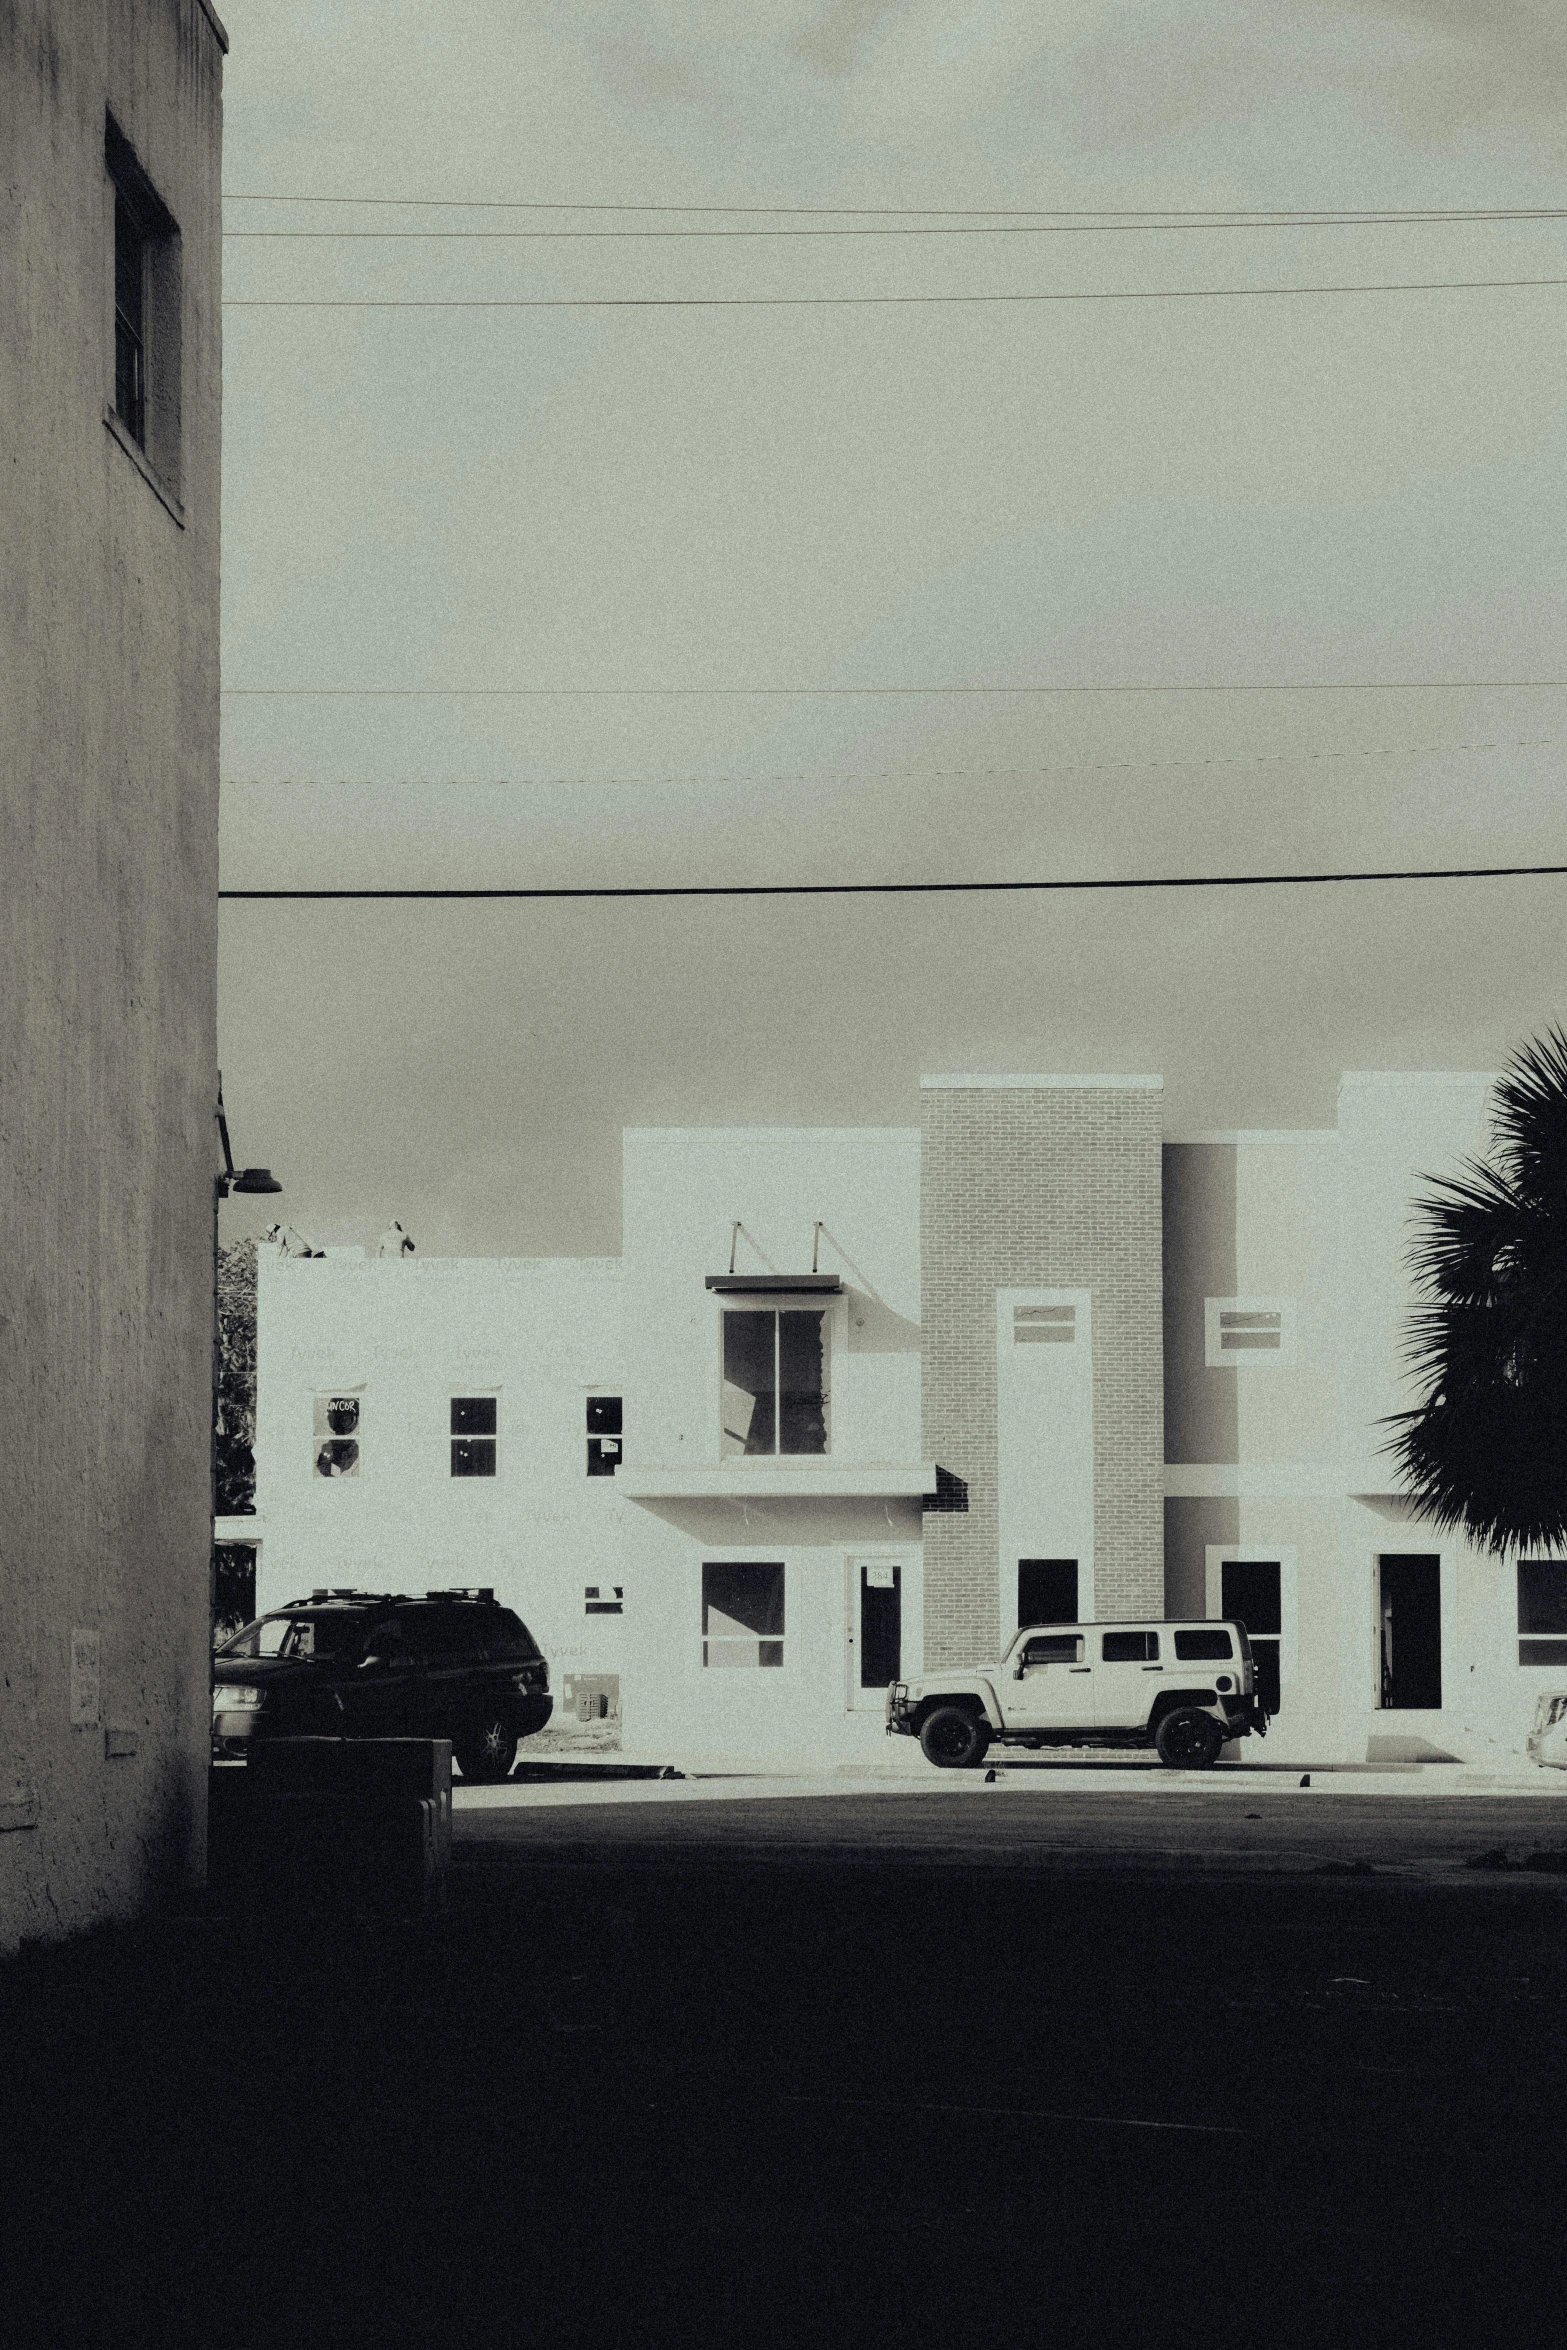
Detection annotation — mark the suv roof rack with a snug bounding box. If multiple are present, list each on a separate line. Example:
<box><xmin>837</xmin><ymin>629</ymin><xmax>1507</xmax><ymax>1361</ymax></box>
<box><xmin>425</xmin><ymin>1587</ymin><xmax>497</xmax><ymax>1603</ymax></box>
<box><xmin>300</xmin><ymin>1588</ymin><xmax>397</xmax><ymax>1606</ymax></box>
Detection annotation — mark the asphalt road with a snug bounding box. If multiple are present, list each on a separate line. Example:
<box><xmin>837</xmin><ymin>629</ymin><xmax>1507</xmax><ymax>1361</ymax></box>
<box><xmin>7</xmin><ymin>1786</ymin><xmax>1567</xmax><ymax>2349</ymax></box>
<box><xmin>454</xmin><ymin>1779</ymin><xmax>1567</xmax><ymax>1883</ymax></box>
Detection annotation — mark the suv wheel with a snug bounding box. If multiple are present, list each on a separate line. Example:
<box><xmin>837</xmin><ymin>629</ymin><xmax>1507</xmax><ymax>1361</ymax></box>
<box><xmin>453</xmin><ymin>1712</ymin><xmax>519</xmax><ymax>1783</ymax></box>
<box><xmin>1154</xmin><ymin>1708</ymin><xmax>1223</xmax><ymax>1769</ymax></box>
<box><xmin>918</xmin><ymin>1706</ymin><xmax>992</xmax><ymax>1770</ymax></box>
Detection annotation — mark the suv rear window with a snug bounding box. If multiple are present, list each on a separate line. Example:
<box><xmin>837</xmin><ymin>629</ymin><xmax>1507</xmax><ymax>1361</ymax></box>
<box><xmin>1174</xmin><ymin>1629</ymin><xmax>1234</xmax><ymax>1661</ymax></box>
<box><xmin>485</xmin><ymin>1608</ymin><xmax>541</xmax><ymax>1662</ymax></box>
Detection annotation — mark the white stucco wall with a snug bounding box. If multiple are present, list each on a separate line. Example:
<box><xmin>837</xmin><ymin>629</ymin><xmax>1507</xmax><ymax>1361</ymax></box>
<box><xmin>1</xmin><ymin>0</ymin><xmax>226</xmax><ymax>1952</ymax></box>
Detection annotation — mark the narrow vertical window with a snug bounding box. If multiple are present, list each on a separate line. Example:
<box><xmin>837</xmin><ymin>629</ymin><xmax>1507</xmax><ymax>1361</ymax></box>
<box><xmin>586</xmin><ymin>1394</ymin><xmax>622</xmax><ymax>1476</ymax></box>
<box><xmin>451</xmin><ymin>1397</ymin><xmax>498</xmax><ymax>1477</ymax></box>
<box><xmin>114</xmin><ymin>193</ymin><xmax>146</xmax><ymax>444</ymax></box>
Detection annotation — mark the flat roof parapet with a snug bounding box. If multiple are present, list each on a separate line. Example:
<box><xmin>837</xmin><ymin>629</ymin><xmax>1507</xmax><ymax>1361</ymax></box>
<box><xmin>920</xmin><ymin>1073</ymin><xmax>1163</xmax><ymax>1091</ymax></box>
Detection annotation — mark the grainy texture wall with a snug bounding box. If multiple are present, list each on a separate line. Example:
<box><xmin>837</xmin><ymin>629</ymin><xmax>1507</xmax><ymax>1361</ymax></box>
<box><xmin>0</xmin><ymin>0</ymin><xmax>226</xmax><ymax>1950</ymax></box>
<box><xmin>920</xmin><ymin>1081</ymin><xmax>1165</xmax><ymax>1668</ymax></box>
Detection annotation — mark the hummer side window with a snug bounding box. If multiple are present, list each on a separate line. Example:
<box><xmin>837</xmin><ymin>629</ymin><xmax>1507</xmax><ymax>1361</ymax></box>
<box><xmin>1101</xmin><ymin>1630</ymin><xmax>1159</xmax><ymax>1662</ymax></box>
<box><xmin>1020</xmin><ymin>1634</ymin><xmax>1083</xmax><ymax>1668</ymax></box>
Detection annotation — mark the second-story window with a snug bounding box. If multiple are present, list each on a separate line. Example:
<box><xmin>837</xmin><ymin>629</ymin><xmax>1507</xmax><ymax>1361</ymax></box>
<box><xmin>721</xmin><ymin>1309</ymin><xmax>828</xmax><ymax>1458</ymax></box>
<box><xmin>586</xmin><ymin>1395</ymin><xmax>621</xmax><ymax>1476</ymax></box>
<box><xmin>106</xmin><ymin>115</ymin><xmax>181</xmax><ymax>495</ymax></box>
<box><xmin>450</xmin><ymin>1396</ymin><xmax>497</xmax><ymax>1477</ymax></box>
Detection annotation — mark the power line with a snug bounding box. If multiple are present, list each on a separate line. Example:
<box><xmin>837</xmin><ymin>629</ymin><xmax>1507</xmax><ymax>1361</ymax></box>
<box><xmin>222</xmin><ymin>213</ymin><xmax>1567</xmax><ymax>240</ymax></box>
<box><xmin>218</xmin><ymin>743</ymin><xmax>1558</xmax><ymax>788</ymax></box>
<box><xmin>219</xmin><ymin>861</ymin><xmax>1567</xmax><ymax>902</ymax></box>
<box><xmin>220</xmin><ymin>196</ymin><xmax>1567</xmax><ymax>217</ymax></box>
<box><xmin>221</xmin><ymin>682</ymin><xmax>1567</xmax><ymax>698</ymax></box>
<box><xmin>221</xmin><ymin>275</ymin><xmax>1567</xmax><ymax>310</ymax></box>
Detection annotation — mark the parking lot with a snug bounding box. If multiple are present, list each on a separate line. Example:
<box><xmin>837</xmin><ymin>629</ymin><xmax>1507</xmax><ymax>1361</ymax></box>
<box><xmin>6</xmin><ymin>1776</ymin><xmax>1567</xmax><ymax>2347</ymax></box>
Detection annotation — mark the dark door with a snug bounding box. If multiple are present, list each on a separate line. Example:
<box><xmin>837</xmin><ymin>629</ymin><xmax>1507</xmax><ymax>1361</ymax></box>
<box><xmin>1378</xmin><ymin>1554</ymin><xmax>1442</xmax><ymax>1710</ymax></box>
<box><xmin>1221</xmin><ymin>1560</ymin><xmax>1282</xmax><ymax>1718</ymax></box>
<box><xmin>1018</xmin><ymin>1559</ymin><xmax>1078</xmax><ymax>1629</ymax></box>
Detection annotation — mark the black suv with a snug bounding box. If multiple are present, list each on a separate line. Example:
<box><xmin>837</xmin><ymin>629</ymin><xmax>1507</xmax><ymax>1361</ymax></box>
<box><xmin>212</xmin><ymin>1588</ymin><xmax>552</xmax><ymax>1781</ymax></box>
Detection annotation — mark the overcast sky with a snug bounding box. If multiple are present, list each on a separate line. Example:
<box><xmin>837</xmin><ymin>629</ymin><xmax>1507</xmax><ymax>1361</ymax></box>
<box><xmin>215</xmin><ymin>2</ymin><xmax>1567</xmax><ymax>1258</ymax></box>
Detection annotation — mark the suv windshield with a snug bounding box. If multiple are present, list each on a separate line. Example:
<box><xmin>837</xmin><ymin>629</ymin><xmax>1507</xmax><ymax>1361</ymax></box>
<box><xmin>218</xmin><ymin>1611</ymin><xmax>374</xmax><ymax>1662</ymax></box>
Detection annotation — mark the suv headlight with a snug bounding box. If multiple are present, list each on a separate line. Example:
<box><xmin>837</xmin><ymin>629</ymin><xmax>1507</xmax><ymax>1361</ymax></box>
<box><xmin>213</xmin><ymin>1686</ymin><xmax>264</xmax><ymax>1711</ymax></box>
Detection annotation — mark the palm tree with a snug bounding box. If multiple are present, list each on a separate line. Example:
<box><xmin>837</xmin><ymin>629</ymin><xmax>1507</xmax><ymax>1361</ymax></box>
<box><xmin>1386</xmin><ymin>1027</ymin><xmax>1567</xmax><ymax>1554</ymax></box>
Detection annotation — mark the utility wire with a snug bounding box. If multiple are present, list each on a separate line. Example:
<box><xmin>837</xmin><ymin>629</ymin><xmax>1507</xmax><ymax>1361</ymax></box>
<box><xmin>219</xmin><ymin>743</ymin><xmax>1558</xmax><ymax>788</ymax></box>
<box><xmin>223</xmin><ymin>213</ymin><xmax>1567</xmax><ymax>239</ymax></box>
<box><xmin>219</xmin><ymin>861</ymin><xmax>1567</xmax><ymax>902</ymax></box>
<box><xmin>221</xmin><ymin>681</ymin><xmax>1567</xmax><ymax>698</ymax></box>
<box><xmin>219</xmin><ymin>196</ymin><xmax>1567</xmax><ymax>217</ymax></box>
<box><xmin>221</xmin><ymin>275</ymin><xmax>1567</xmax><ymax>310</ymax></box>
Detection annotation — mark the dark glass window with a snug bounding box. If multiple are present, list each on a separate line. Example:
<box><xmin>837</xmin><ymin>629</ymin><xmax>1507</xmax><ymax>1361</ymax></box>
<box><xmin>114</xmin><ymin>192</ymin><xmax>145</xmax><ymax>444</ymax></box>
<box><xmin>585</xmin><ymin>1585</ymin><xmax>625</xmax><ymax>1616</ymax></box>
<box><xmin>721</xmin><ymin>1311</ymin><xmax>827</xmax><ymax>1457</ymax></box>
<box><xmin>1223</xmin><ymin>1559</ymin><xmax>1283</xmax><ymax>1716</ymax></box>
<box><xmin>1018</xmin><ymin>1559</ymin><xmax>1078</xmax><ymax>1628</ymax></box>
<box><xmin>702</xmin><ymin>1561</ymin><xmax>785</xmax><ymax>1667</ymax></box>
<box><xmin>1175</xmin><ymin>1629</ymin><xmax>1234</xmax><ymax>1661</ymax></box>
<box><xmin>1101</xmin><ymin>1630</ymin><xmax>1159</xmax><ymax>1662</ymax></box>
<box><xmin>485</xmin><ymin>1609</ymin><xmax>541</xmax><ymax>1662</ymax></box>
<box><xmin>1020</xmin><ymin>1634</ymin><xmax>1084</xmax><ymax>1667</ymax></box>
<box><xmin>451</xmin><ymin>1396</ymin><xmax>497</xmax><ymax>1477</ymax></box>
<box><xmin>587</xmin><ymin>1394</ymin><xmax>622</xmax><ymax>1476</ymax></box>
<box><xmin>1518</xmin><ymin>1561</ymin><xmax>1567</xmax><ymax>1637</ymax></box>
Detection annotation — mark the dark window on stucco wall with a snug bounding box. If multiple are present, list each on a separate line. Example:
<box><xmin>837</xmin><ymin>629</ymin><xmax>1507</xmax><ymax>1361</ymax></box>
<box><xmin>105</xmin><ymin>114</ymin><xmax>181</xmax><ymax>494</ymax></box>
<box><xmin>587</xmin><ymin>1394</ymin><xmax>621</xmax><ymax>1475</ymax></box>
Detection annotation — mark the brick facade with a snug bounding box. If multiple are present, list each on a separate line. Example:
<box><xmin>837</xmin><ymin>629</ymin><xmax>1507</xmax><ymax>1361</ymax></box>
<box><xmin>920</xmin><ymin>1080</ymin><xmax>1166</xmax><ymax>1667</ymax></box>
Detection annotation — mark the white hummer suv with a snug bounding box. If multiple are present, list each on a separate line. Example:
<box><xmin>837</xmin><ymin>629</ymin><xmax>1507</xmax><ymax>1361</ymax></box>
<box><xmin>886</xmin><ymin>1619</ymin><xmax>1269</xmax><ymax>1769</ymax></box>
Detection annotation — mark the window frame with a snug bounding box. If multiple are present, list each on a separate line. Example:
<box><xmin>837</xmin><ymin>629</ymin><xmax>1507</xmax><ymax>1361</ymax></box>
<box><xmin>1517</xmin><ymin>1557</ymin><xmax>1567</xmax><ymax>1667</ymax></box>
<box><xmin>449</xmin><ymin>1393</ymin><xmax>499</xmax><ymax>1480</ymax></box>
<box><xmin>717</xmin><ymin>1299</ymin><xmax>834</xmax><ymax>1461</ymax></box>
<box><xmin>104</xmin><ymin>113</ymin><xmax>183</xmax><ymax>518</ymax></box>
<box><xmin>701</xmin><ymin>1559</ymin><xmax>787</xmax><ymax>1670</ymax></box>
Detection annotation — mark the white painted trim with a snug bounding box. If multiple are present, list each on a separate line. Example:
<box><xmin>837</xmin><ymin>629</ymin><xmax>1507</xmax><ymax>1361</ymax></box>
<box><xmin>1164</xmin><ymin>1463</ymin><xmax>1344</xmax><ymax>1498</ymax></box>
<box><xmin>620</xmin><ymin>1463</ymin><xmax>936</xmax><ymax>1500</ymax></box>
<box><xmin>1169</xmin><ymin>1131</ymin><xmax>1339</xmax><ymax>1147</ymax></box>
<box><xmin>920</xmin><ymin>1073</ymin><xmax>1162</xmax><ymax>1091</ymax></box>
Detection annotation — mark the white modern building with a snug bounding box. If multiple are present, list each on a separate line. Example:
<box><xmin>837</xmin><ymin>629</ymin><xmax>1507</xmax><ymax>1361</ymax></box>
<box><xmin>231</xmin><ymin>1070</ymin><xmax>1567</xmax><ymax>1768</ymax></box>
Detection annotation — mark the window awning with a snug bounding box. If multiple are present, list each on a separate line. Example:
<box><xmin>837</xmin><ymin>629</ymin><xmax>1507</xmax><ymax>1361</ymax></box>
<box><xmin>704</xmin><ymin>1273</ymin><xmax>843</xmax><ymax>1295</ymax></box>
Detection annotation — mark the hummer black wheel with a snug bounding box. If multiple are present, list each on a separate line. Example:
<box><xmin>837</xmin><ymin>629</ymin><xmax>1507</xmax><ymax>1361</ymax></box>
<box><xmin>918</xmin><ymin>1706</ymin><xmax>992</xmax><ymax>1770</ymax></box>
<box><xmin>453</xmin><ymin>1712</ymin><xmax>519</xmax><ymax>1783</ymax></box>
<box><xmin>1154</xmin><ymin>1708</ymin><xmax>1223</xmax><ymax>1769</ymax></box>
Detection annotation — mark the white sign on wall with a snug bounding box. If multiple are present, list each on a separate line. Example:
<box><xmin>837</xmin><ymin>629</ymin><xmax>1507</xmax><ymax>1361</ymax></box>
<box><xmin>70</xmin><ymin>1629</ymin><xmax>101</xmax><ymax>1727</ymax></box>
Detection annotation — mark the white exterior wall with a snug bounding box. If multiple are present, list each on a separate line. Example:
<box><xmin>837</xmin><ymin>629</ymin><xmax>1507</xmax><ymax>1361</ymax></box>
<box><xmin>251</xmin><ymin>1251</ymin><xmax>635</xmax><ymax>1725</ymax></box>
<box><xmin>619</xmin><ymin>1127</ymin><xmax>927</xmax><ymax>1758</ymax></box>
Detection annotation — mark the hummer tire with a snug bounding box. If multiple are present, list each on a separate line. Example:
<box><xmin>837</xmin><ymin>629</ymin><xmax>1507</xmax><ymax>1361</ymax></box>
<box><xmin>919</xmin><ymin>1706</ymin><xmax>992</xmax><ymax>1769</ymax></box>
<box><xmin>1154</xmin><ymin>1707</ymin><xmax>1223</xmax><ymax>1769</ymax></box>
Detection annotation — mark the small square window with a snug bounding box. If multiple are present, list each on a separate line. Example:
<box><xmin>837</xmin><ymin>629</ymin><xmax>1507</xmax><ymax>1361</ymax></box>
<box><xmin>702</xmin><ymin>1561</ymin><xmax>785</xmax><ymax>1667</ymax></box>
<box><xmin>313</xmin><ymin>1394</ymin><xmax>361</xmax><ymax>1479</ymax></box>
<box><xmin>587</xmin><ymin>1394</ymin><xmax>622</xmax><ymax>1476</ymax></box>
<box><xmin>1205</xmin><ymin>1296</ymin><xmax>1295</xmax><ymax>1368</ymax></box>
<box><xmin>451</xmin><ymin>1396</ymin><xmax>497</xmax><ymax>1477</ymax></box>
<box><xmin>585</xmin><ymin>1584</ymin><xmax>625</xmax><ymax>1616</ymax></box>
<box><xmin>1013</xmin><ymin>1303</ymin><xmax>1076</xmax><ymax>1344</ymax></box>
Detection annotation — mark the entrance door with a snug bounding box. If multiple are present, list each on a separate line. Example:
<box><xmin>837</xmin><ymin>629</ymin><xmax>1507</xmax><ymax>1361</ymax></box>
<box><xmin>1221</xmin><ymin>1559</ymin><xmax>1283</xmax><ymax>1720</ymax></box>
<box><xmin>847</xmin><ymin>1558</ymin><xmax>903</xmax><ymax>1710</ymax></box>
<box><xmin>1377</xmin><ymin>1554</ymin><xmax>1442</xmax><ymax>1709</ymax></box>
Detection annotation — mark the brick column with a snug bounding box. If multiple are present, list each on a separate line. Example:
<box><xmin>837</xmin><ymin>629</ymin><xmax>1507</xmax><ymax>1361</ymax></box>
<box><xmin>920</xmin><ymin>1077</ymin><xmax>1165</xmax><ymax>1667</ymax></box>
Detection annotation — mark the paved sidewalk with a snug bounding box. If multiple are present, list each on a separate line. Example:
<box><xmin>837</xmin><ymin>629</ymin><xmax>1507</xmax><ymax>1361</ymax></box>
<box><xmin>459</xmin><ymin>1748</ymin><xmax>1561</xmax><ymax>1811</ymax></box>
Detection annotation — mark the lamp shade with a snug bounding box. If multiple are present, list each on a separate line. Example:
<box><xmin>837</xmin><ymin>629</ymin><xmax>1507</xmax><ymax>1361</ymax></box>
<box><xmin>231</xmin><ymin>1167</ymin><xmax>283</xmax><ymax>1195</ymax></box>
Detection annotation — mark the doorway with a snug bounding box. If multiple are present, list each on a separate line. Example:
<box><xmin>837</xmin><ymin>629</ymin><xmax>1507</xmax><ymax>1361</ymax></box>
<box><xmin>1376</xmin><ymin>1554</ymin><xmax>1443</xmax><ymax>1710</ymax></box>
<box><xmin>1221</xmin><ymin>1559</ymin><xmax>1283</xmax><ymax>1719</ymax></box>
<box><xmin>1018</xmin><ymin>1557</ymin><xmax>1078</xmax><ymax>1630</ymax></box>
<box><xmin>847</xmin><ymin>1557</ymin><xmax>903</xmax><ymax>1709</ymax></box>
